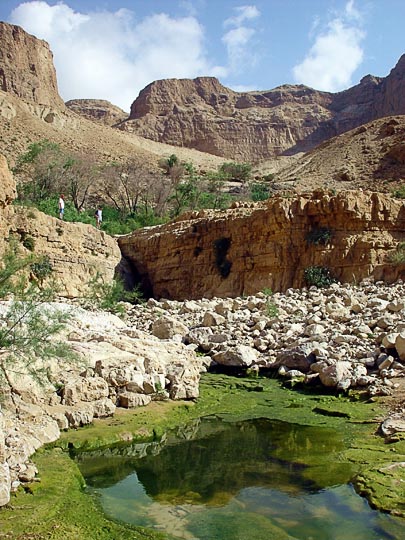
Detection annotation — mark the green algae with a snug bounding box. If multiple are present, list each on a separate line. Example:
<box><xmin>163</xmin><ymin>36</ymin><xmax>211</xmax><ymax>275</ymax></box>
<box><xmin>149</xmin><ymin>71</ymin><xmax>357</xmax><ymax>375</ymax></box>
<box><xmin>60</xmin><ymin>375</ymin><xmax>381</xmax><ymax>454</ymax></box>
<box><xmin>354</xmin><ymin>462</ymin><xmax>405</xmax><ymax>517</ymax></box>
<box><xmin>1</xmin><ymin>373</ymin><xmax>404</xmax><ymax>538</ymax></box>
<box><xmin>0</xmin><ymin>448</ymin><xmax>172</xmax><ymax>540</ymax></box>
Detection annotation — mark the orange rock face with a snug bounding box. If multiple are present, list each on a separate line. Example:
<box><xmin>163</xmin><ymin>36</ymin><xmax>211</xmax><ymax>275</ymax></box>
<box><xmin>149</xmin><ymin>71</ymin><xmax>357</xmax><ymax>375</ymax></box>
<box><xmin>118</xmin><ymin>191</ymin><xmax>405</xmax><ymax>300</ymax></box>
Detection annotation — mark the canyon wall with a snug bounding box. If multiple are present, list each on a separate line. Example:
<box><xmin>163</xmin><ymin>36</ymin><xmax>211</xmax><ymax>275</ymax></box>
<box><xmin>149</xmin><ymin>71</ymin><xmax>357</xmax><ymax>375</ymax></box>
<box><xmin>118</xmin><ymin>191</ymin><xmax>405</xmax><ymax>300</ymax></box>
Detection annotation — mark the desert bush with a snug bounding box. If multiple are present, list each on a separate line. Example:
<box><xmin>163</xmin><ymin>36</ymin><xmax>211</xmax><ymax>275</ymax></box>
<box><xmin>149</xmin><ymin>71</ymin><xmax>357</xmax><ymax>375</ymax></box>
<box><xmin>0</xmin><ymin>242</ymin><xmax>77</xmax><ymax>400</ymax></box>
<box><xmin>219</xmin><ymin>162</ymin><xmax>252</xmax><ymax>183</ymax></box>
<box><xmin>83</xmin><ymin>272</ymin><xmax>143</xmax><ymax>315</ymax></box>
<box><xmin>30</xmin><ymin>256</ymin><xmax>53</xmax><ymax>284</ymax></box>
<box><xmin>388</xmin><ymin>242</ymin><xmax>405</xmax><ymax>264</ymax></box>
<box><xmin>250</xmin><ymin>182</ymin><xmax>271</xmax><ymax>201</ymax></box>
<box><xmin>262</xmin><ymin>288</ymin><xmax>278</xmax><ymax>318</ymax></box>
<box><xmin>304</xmin><ymin>266</ymin><xmax>337</xmax><ymax>288</ymax></box>
<box><xmin>392</xmin><ymin>186</ymin><xmax>405</xmax><ymax>199</ymax></box>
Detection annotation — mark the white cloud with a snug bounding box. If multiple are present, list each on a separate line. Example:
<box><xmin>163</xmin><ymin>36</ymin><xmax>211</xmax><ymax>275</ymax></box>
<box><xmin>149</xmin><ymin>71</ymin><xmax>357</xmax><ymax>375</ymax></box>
<box><xmin>9</xmin><ymin>1</ymin><xmax>226</xmax><ymax>110</ymax></box>
<box><xmin>224</xmin><ymin>5</ymin><xmax>260</xmax><ymax>27</ymax></box>
<box><xmin>222</xmin><ymin>5</ymin><xmax>260</xmax><ymax>73</ymax></box>
<box><xmin>292</xmin><ymin>0</ymin><xmax>365</xmax><ymax>92</ymax></box>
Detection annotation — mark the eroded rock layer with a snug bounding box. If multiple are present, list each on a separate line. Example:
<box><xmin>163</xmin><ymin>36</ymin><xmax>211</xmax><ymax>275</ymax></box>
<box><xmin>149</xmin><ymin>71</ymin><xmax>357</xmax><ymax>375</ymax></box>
<box><xmin>65</xmin><ymin>99</ymin><xmax>128</xmax><ymax>126</ymax></box>
<box><xmin>118</xmin><ymin>191</ymin><xmax>405</xmax><ymax>300</ymax></box>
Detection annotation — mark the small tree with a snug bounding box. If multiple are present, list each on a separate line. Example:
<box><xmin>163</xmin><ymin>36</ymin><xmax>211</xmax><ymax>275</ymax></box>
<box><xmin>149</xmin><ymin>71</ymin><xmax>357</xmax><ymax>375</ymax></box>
<box><xmin>219</xmin><ymin>162</ymin><xmax>252</xmax><ymax>184</ymax></box>
<box><xmin>0</xmin><ymin>240</ymin><xmax>77</xmax><ymax>402</ymax></box>
<box><xmin>13</xmin><ymin>140</ymin><xmax>66</xmax><ymax>201</ymax></box>
<box><xmin>158</xmin><ymin>154</ymin><xmax>185</xmax><ymax>185</ymax></box>
<box><xmin>62</xmin><ymin>152</ymin><xmax>98</xmax><ymax>211</ymax></box>
<box><xmin>13</xmin><ymin>142</ymin><xmax>96</xmax><ymax>210</ymax></box>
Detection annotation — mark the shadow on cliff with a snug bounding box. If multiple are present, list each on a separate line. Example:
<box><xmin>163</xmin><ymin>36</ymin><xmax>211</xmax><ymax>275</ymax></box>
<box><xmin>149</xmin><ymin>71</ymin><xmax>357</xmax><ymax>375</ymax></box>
<box><xmin>115</xmin><ymin>256</ymin><xmax>153</xmax><ymax>299</ymax></box>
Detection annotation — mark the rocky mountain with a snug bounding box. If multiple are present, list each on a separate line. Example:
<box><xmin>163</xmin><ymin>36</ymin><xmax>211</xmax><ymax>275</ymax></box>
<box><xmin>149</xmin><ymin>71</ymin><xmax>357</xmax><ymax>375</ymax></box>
<box><xmin>119</xmin><ymin>55</ymin><xmax>405</xmax><ymax>162</ymax></box>
<box><xmin>0</xmin><ymin>20</ymin><xmax>404</xmax><ymax>194</ymax></box>
<box><xmin>65</xmin><ymin>99</ymin><xmax>128</xmax><ymax>127</ymax></box>
<box><xmin>0</xmin><ymin>22</ymin><xmax>64</xmax><ymax>108</ymax></box>
<box><xmin>0</xmin><ymin>21</ymin><xmax>225</xmax><ymax>173</ymax></box>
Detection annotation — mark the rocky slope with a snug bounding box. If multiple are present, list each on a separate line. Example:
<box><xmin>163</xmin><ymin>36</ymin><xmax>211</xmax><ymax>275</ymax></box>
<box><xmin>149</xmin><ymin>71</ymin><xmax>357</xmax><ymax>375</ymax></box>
<box><xmin>118</xmin><ymin>190</ymin><xmax>405</xmax><ymax>300</ymax></box>
<box><xmin>118</xmin><ymin>55</ymin><xmax>405</xmax><ymax>162</ymax></box>
<box><xmin>129</xmin><ymin>280</ymin><xmax>405</xmax><ymax>400</ymax></box>
<box><xmin>0</xmin><ymin>22</ymin><xmax>64</xmax><ymax>109</ymax></box>
<box><xmin>271</xmin><ymin>115</ymin><xmax>405</xmax><ymax>193</ymax></box>
<box><xmin>65</xmin><ymin>99</ymin><xmax>128</xmax><ymax>127</ymax></box>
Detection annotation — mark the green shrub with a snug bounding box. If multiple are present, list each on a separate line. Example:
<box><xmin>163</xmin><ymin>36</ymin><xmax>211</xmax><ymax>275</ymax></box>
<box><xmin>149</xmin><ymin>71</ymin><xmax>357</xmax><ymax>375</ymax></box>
<box><xmin>304</xmin><ymin>266</ymin><xmax>337</xmax><ymax>288</ymax></box>
<box><xmin>262</xmin><ymin>288</ymin><xmax>278</xmax><ymax>318</ymax></box>
<box><xmin>250</xmin><ymin>182</ymin><xmax>271</xmax><ymax>201</ymax></box>
<box><xmin>392</xmin><ymin>186</ymin><xmax>405</xmax><ymax>199</ymax></box>
<box><xmin>219</xmin><ymin>162</ymin><xmax>252</xmax><ymax>183</ymax></box>
<box><xmin>22</xmin><ymin>235</ymin><xmax>35</xmax><ymax>251</ymax></box>
<box><xmin>306</xmin><ymin>227</ymin><xmax>333</xmax><ymax>245</ymax></box>
<box><xmin>388</xmin><ymin>242</ymin><xmax>405</xmax><ymax>264</ymax></box>
<box><xmin>83</xmin><ymin>272</ymin><xmax>144</xmax><ymax>315</ymax></box>
<box><xmin>30</xmin><ymin>256</ymin><xmax>53</xmax><ymax>284</ymax></box>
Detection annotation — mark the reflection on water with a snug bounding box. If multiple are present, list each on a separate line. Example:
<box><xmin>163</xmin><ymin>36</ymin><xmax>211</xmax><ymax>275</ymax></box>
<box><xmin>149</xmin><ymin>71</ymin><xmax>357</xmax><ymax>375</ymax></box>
<box><xmin>75</xmin><ymin>418</ymin><xmax>404</xmax><ymax>540</ymax></box>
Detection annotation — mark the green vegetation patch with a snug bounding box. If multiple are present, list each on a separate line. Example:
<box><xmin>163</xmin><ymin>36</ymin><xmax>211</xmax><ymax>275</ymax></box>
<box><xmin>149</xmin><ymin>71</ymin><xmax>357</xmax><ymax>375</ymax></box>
<box><xmin>0</xmin><ymin>448</ymin><xmax>170</xmax><ymax>540</ymax></box>
<box><xmin>354</xmin><ymin>462</ymin><xmax>405</xmax><ymax>517</ymax></box>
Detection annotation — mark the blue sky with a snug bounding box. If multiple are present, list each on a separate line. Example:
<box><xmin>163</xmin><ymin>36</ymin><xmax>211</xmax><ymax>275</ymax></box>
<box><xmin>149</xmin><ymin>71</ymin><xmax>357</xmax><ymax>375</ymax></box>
<box><xmin>0</xmin><ymin>0</ymin><xmax>404</xmax><ymax>110</ymax></box>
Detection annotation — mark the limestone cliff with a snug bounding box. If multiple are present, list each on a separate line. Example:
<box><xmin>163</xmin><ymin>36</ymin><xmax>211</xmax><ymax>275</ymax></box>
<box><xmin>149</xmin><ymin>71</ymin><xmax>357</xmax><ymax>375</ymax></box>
<box><xmin>66</xmin><ymin>99</ymin><xmax>128</xmax><ymax>126</ymax></box>
<box><xmin>0</xmin><ymin>155</ymin><xmax>121</xmax><ymax>297</ymax></box>
<box><xmin>0</xmin><ymin>22</ymin><xmax>64</xmax><ymax>108</ymax></box>
<box><xmin>120</xmin><ymin>55</ymin><xmax>405</xmax><ymax>161</ymax></box>
<box><xmin>118</xmin><ymin>191</ymin><xmax>405</xmax><ymax>300</ymax></box>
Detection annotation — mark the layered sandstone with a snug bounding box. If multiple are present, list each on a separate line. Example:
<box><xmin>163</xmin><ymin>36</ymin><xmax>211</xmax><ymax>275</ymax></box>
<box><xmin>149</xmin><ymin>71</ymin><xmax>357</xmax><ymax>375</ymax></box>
<box><xmin>11</xmin><ymin>208</ymin><xmax>121</xmax><ymax>297</ymax></box>
<box><xmin>120</xmin><ymin>77</ymin><xmax>333</xmax><ymax>161</ymax></box>
<box><xmin>118</xmin><ymin>191</ymin><xmax>405</xmax><ymax>300</ymax></box>
<box><xmin>120</xmin><ymin>55</ymin><xmax>405</xmax><ymax>161</ymax></box>
<box><xmin>0</xmin><ymin>22</ymin><xmax>64</xmax><ymax>108</ymax></box>
<box><xmin>0</xmin><ymin>155</ymin><xmax>121</xmax><ymax>297</ymax></box>
<box><xmin>66</xmin><ymin>99</ymin><xmax>128</xmax><ymax>126</ymax></box>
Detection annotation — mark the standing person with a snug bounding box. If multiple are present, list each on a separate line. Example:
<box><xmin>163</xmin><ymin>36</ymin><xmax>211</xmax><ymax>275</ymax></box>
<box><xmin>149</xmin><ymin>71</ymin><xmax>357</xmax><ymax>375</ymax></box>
<box><xmin>58</xmin><ymin>194</ymin><xmax>65</xmax><ymax>220</ymax></box>
<box><xmin>95</xmin><ymin>206</ymin><xmax>102</xmax><ymax>229</ymax></box>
